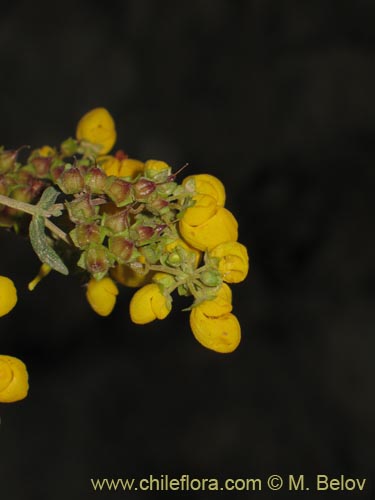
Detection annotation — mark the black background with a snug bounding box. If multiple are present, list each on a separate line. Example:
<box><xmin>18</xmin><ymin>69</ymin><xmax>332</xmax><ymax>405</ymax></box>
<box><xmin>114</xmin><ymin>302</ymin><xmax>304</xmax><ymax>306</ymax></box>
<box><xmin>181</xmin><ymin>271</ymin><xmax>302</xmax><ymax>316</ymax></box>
<box><xmin>0</xmin><ymin>1</ymin><xmax>374</xmax><ymax>499</ymax></box>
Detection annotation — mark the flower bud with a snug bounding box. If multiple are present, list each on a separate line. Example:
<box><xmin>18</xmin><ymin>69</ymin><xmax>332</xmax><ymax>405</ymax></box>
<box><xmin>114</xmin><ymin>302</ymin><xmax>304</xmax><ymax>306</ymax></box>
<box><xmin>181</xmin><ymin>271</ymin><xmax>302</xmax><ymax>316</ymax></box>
<box><xmin>110</xmin><ymin>263</ymin><xmax>152</xmax><ymax>288</ymax></box>
<box><xmin>50</xmin><ymin>163</ymin><xmax>65</xmax><ymax>182</ymax></box>
<box><xmin>58</xmin><ymin>166</ymin><xmax>85</xmax><ymax>194</ymax></box>
<box><xmin>0</xmin><ymin>355</ymin><xmax>29</xmax><ymax>403</ymax></box>
<box><xmin>108</xmin><ymin>236</ymin><xmax>134</xmax><ymax>263</ymax></box>
<box><xmin>80</xmin><ymin>244</ymin><xmax>114</xmax><ymax>280</ymax></box>
<box><xmin>105</xmin><ymin>177</ymin><xmax>133</xmax><ymax>207</ymax></box>
<box><xmin>84</xmin><ymin>166</ymin><xmax>107</xmax><ymax>194</ymax></box>
<box><xmin>134</xmin><ymin>178</ymin><xmax>156</xmax><ymax>199</ymax></box>
<box><xmin>199</xmin><ymin>269</ymin><xmax>222</xmax><ymax>287</ymax></box>
<box><xmin>102</xmin><ymin>208</ymin><xmax>129</xmax><ymax>233</ymax></box>
<box><xmin>144</xmin><ymin>159</ymin><xmax>171</xmax><ymax>182</ymax></box>
<box><xmin>86</xmin><ymin>276</ymin><xmax>118</xmax><ymax>316</ymax></box>
<box><xmin>148</xmin><ymin>197</ymin><xmax>169</xmax><ymax>214</ymax></box>
<box><xmin>60</xmin><ymin>137</ymin><xmax>78</xmax><ymax>157</ymax></box>
<box><xmin>0</xmin><ymin>149</ymin><xmax>18</xmax><ymax>174</ymax></box>
<box><xmin>31</xmin><ymin>156</ymin><xmax>53</xmax><ymax>178</ymax></box>
<box><xmin>135</xmin><ymin>225</ymin><xmax>155</xmax><ymax>241</ymax></box>
<box><xmin>66</xmin><ymin>193</ymin><xmax>97</xmax><ymax>222</ymax></box>
<box><xmin>70</xmin><ymin>222</ymin><xmax>102</xmax><ymax>248</ymax></box>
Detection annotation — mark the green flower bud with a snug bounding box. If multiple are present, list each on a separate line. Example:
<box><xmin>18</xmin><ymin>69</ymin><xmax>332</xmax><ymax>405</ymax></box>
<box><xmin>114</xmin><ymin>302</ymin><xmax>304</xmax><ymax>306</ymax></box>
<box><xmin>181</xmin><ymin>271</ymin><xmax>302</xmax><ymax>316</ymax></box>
<box><xmin>84</xmin><ymin>166</ymin><xmax>107</xmax><ymax>194</ymax></box>
<box><xmin>58</xmin><ymin>165</ymin><xmax>85</xmax><ymax>194</ymax></box>
<box><xmin>102</xmin><ymin>208</ymin><xmax>129</xmax><ymax>234</ymax></box>
<box><xmin>66</xmin><ymin>193</ymin><xmax>97</xmax><ymax>222</ymax></box>
<box><xmin>200</xmin><ymin>269</ymin><xmax>222</xmax><ymax>287</ymax></box>
<box><xmin>156</xmin><ymin>181</ymin><xmax>177</xmax><ymax>197</ymax></box>
<box><xmin>79</xmin><ymin>244</ymin><xmax>114</xmax><ymax>280</ymax></box>
<box><xmin>70</xmin><ymin>222</ymin><xmax>102</xmax><ymax>248</ymax></box>
<box><xmin>60</xmin><ymin>137</ymin><xmax>79</xmax><ymax>157</ymax></box>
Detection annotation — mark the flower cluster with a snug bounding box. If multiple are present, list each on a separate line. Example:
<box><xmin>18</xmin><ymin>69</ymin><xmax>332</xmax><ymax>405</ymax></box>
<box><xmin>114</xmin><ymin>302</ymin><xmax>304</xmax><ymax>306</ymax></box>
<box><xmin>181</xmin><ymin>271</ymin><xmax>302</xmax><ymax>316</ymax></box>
<box><xmin>0</xmin><ymin>107</ymin><xmax>249</xmax><ymax>403</ymax></box>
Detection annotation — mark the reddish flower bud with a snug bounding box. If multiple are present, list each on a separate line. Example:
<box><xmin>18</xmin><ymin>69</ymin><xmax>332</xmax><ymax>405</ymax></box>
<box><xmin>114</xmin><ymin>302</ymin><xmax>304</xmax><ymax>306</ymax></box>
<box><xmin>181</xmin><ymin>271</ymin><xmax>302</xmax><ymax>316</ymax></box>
<box><xmin>0</xmin><ymin>150</ymin><xmax>18</xmax><ymax>174</ymax></box>
<box><xmin>84</xmin><ymin>166</ymin><xmax>107</xmax><ymax>194</ymax></box>
<box><xmin>105</xmin><ymin>177</ymin><xmax>133</xmax><ymax>207</ymax></box>
<box><xmin>102</xmin><ymin>208</ymin><xmax>129</xmax><ymax>233</ymax></box>
<box><xmin>109</xmin><ymin>236</ymin><xmax>134</xmax><ymax>263</ymax></box>
<box><xmin>31</xmin><ymin>156</ymin><xmax>53</xmax><ymax>178</ymax></box>
<box><xmin>58</xmin><ymin>166</ymin><xmax>85</xmax><ymax>194</ymax></box>
<box><xmin>83</xmin><ymin>244</ymin><xmax>113</xmax><ymax>279</ymax></box>
<box><xmin>50</xmin><ymin>163</ymin><xmax>65</xmax><ymax>182</ymax></box>
<box><xmin>136</xmin><ymin>225</ymin><xmax>155</xmax><ymax>241</ymax></box>
<box><xmin>134</xmin><ymin>178</ymin><xmax>156</xmax><ymax>199</ymax></box>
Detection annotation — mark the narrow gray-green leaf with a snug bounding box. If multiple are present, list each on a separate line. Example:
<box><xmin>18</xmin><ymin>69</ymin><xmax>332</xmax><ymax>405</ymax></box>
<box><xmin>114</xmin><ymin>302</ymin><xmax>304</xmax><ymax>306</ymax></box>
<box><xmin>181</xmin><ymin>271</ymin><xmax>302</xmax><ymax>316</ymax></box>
<box><xmin>29</xmin><ymin>215</ymin><xmax>69</xmax><ymax>275</ymax></box>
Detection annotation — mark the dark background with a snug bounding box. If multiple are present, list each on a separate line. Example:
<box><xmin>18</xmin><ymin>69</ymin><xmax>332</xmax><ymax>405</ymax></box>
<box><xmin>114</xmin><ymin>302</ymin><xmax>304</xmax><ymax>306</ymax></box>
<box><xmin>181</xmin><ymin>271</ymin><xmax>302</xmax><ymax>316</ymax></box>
<box><xmin>0</xmin><ymin>1</ymin><xmax>374</xmax><ymax>499</ymax></box>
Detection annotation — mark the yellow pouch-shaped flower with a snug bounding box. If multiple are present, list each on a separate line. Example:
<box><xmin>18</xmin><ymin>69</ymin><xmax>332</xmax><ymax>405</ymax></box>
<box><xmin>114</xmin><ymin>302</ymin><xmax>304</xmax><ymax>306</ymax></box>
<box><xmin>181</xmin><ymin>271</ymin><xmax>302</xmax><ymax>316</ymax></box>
<box><xmin>210</xmin><ymin>241</ymin><xmax>249</xmax><ymax>283</ymax></box>
<box><xmin>118</xmin><ymin>158</ymin><xmax>145</xmax><ymax>178</ymax></box>
<box><xmin>182</xmin><ymin>193</ymin><xmax>218</xmax><ymax>226</ymax></box>
<box><xmin>196</xmin><ymin>283</ymin><xmax>232</xmax><ymax>317</ymax></box>
<box><xmin>183</xmin><ymin>173</ymin><xmax>226</xmax><ymax>207</ymax></box>
<box><xmin>179</xmin><ymin>207</ymin><xmax>238</xmax><ymax>251</ymax></box>
<box><xmin>86</xmin><ymin>276</ymin><xmax>119</xmax><ymax>316</ymax></box>
<box><xmin>0</xmin><ymin>355</ymin><xmax>29</xmax><ymax>403</ymax></box>
<box><xmin>76</xmin><ymin>107</ymin><xmax>117</xmax><ymax>155</ymax></box>
<box><xmin>100</xmin><ymin>156</ymin><xmax>120</xmax><ymax>176</ymax></box>
<box><xmin>0</xmin><ymin>276</ymin><xmax>17</xmax><ymax>317</ymax></box>
<box><xmin>190</xmin><ymin>307</ymin><xmax>241</xmax><ymax>354</ymax></box>
<box><xmin>130</xmin><ymin>283</ymin><xmax>171</xmax><ymax>324</ymax></box>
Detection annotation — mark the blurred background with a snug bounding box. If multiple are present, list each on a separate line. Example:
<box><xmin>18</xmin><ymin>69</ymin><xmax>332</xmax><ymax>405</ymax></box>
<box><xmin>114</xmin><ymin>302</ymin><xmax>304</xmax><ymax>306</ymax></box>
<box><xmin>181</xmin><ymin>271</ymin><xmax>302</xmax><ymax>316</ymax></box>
<box><xmin>0</xmin><ymin>1</ymin><xmax>374</xmax><ymax>499</ymax></box>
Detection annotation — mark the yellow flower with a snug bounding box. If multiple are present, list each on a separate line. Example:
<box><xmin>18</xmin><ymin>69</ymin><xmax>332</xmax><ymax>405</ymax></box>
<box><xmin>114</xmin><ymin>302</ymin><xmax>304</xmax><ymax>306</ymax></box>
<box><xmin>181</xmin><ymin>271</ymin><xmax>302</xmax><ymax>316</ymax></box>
<box><xmin>182</xmin><ymin>193</ymin><xmax>218</xmax><ymax>226</ymax></box>
<box><xmin>179</xmin><ymin>207</ymin><xmax>238</xmax><ymax>251</ymax></box>
<box><xmin>129</xmin><ymin>283</ymin><xmax>171</xmax><ymax>324</ymax></box>
<box><xmin>0</xmin><ymin>355</ymin><xmax>29</xmax><ymax>403</ymax></box>
<box><xmin>86</xmin><ymin>276</ymin><xmax>119</xmax><ymax>316</ymax></box>
<box><xmin>100</xmin><ymin>156</ymin><xmax>144</xmax><ymax>178</ymax></box>
<box><xmin>196</xmin><ymin>283</ymin><xmax>233</xmax><ymax>316</ymax></box>
<box><xmin>183</xmin><ymin>173</ymin><xmax>226</xmax><ymax>207</ymax></box>
<box><xmin>190</xmin><ymin>307</ymin><xmax>241</xmax><ymax>354</ymax></box>
<box><xmin>210</xmin><ymin>241</ymin><xmax>249</xmax><ymax>283</ymax></box>
<box><xmin>110</xmin><ymin>263</ymin><xmax>152</xmax><ymax>288</ymax></box>
<box><xmin>76</xmin><ymin>107</ymin><xmax>117</xmax><ymax>155</ymax></box>
<box><xmin>0</xmin><ymin>276</ymin><xmax>17</xmax><ymax>317</ymax></box>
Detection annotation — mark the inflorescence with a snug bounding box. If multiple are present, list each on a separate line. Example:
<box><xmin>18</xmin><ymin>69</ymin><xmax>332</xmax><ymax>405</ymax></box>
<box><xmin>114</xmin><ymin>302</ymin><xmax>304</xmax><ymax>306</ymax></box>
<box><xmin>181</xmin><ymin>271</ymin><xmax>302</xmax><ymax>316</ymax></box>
<box><xmin>0</xmin><ymin>107</ymin><xmax>249</xmax><ymax>403</ymax></box>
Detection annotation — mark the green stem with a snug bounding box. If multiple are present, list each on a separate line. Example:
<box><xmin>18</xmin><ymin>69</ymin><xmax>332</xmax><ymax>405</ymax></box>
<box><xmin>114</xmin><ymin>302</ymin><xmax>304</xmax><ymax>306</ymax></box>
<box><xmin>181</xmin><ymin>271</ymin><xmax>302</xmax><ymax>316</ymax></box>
<box><xmin>0</xmin><ymin>193</ymin><xmax>70</xmax><ymax>244</ymax></box>
<box><xmin>0</xmin><ymin>194</ymin><xmax>51</xmax><ymax>218</ymax></box>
